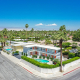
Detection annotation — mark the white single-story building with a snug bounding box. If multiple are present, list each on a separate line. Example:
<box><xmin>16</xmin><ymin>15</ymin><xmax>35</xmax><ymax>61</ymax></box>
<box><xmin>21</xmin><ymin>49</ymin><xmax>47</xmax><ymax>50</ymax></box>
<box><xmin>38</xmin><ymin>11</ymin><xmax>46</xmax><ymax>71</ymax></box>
<box><xmin>11</xmin><ymin>42</ymin><xmax>34</xmax><ymax>52</ymax></box>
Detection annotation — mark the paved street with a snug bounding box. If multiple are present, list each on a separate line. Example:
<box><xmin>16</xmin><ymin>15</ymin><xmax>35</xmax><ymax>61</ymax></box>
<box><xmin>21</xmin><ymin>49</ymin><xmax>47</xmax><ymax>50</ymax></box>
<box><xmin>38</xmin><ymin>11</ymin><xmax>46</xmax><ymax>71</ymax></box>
<box><xmin>0</xmin><ymin>53</ymin><xmax>80</xmax><ymax>80</ymax></box>
<box><xmin>0</xmin><ymin>54</ymin><xmax>56</xmax><ymax>80</ymax></box>
<box><xmin>58</xmin><ymin>68</ymin><xmax>80</xmax><ymax>80</ymax></box>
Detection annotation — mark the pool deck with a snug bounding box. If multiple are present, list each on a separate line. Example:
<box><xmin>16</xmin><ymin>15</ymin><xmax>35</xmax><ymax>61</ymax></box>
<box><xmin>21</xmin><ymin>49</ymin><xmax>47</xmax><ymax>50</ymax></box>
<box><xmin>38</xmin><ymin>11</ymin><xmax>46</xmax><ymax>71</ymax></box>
<box><xmin>34</xmin><ymin>59</ymin><xmax>49</xmax><ymax>63</ymax></box>
<box><xmin>33</xmin><ymin>57</ymin><xmax>53</xmax><ymax>64</ymax></box>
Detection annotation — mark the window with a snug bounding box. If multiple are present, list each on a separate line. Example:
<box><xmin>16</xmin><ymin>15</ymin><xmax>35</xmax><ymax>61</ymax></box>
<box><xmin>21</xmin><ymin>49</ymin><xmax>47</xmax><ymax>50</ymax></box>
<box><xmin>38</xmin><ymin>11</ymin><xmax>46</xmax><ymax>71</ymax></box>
<box><xmin>42</xmin><ymin>48</ymin><xmax>45</xmax><ymax>52</ymax></box>
<box><xmin>30</xmin><ymin>47</ymin><xmax>32</xmax><ymax>49</ymax></box>
<box><xmin>35</xmin><ymin>46</ymin><xmax>37</xmax><ymax>49</ymax></box>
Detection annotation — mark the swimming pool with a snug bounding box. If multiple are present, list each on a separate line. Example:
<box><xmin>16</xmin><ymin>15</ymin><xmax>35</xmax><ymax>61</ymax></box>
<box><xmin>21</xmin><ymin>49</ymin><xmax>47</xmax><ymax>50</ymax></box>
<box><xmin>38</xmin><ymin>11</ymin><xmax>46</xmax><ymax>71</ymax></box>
<box><xmin>6</xmin><ymin>49</ymin><xmax>12</xmax><ymax>51</ymax></box>
<box><xmin>35</xmin><ymin>59</ymin><xmax>49</xmax><ymax>63</ymax></box>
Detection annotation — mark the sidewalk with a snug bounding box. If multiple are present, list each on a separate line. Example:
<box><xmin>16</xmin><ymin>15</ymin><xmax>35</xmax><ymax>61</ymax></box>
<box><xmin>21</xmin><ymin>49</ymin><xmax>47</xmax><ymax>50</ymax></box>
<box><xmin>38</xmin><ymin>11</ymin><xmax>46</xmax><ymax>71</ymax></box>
<box><xmin>1</xmin><ymin>51</ymin><xmax>80</xmax><ymax>79</ymax></box>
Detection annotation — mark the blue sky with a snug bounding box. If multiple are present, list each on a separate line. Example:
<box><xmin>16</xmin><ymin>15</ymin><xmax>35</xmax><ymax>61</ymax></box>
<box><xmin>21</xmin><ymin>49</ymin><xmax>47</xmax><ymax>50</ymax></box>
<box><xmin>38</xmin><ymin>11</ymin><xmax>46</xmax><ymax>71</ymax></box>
<box><xmin>0</xmin><ymin>0</ymin><xmax>80</xmax><ymax>31</ymax></box>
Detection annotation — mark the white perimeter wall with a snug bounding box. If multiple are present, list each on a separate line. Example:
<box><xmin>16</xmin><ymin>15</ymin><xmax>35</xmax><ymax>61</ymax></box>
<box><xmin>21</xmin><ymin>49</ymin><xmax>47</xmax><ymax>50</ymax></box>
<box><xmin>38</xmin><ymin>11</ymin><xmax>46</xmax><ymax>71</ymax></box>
<box><xmin>21</xmin><ymin>59</ymin><xmax>80</xmax><ymax>74</ymax></box>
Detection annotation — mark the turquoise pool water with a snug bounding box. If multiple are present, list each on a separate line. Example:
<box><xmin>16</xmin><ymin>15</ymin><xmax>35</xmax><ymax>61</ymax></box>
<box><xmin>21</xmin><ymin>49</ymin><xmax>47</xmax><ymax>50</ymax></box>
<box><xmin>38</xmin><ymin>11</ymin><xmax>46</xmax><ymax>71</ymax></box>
<box><xmin>35</xmin><ymin>59</ymin><xmax>49</xmax><ymax>63</ymax></box>
<box><xmin>6</xmin><ymin>49</ymin><xmax>12</xmax><ymax>51</ymax></box>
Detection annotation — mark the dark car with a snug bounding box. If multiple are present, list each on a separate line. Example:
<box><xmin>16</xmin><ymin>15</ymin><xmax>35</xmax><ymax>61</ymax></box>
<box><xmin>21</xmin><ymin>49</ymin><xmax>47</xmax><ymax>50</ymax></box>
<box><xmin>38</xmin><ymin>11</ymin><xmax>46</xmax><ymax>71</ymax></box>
<box><xmin>13</xmin><ymin>53</ymin><xmax>19</xmax><ymax>56</ymax></box>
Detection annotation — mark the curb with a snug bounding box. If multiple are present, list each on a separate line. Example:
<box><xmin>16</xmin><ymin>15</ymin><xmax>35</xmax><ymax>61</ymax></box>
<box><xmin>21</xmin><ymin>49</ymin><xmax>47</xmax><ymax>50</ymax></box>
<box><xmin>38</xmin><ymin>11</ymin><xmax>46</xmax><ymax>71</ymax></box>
<box><xmin>23</xmin><ymin>67</ymin><xmax>33</xmax><ymax>74</ymax></box>
<box><xmin>63</xmin><ymin>67</ymin><xmax>80</xmax><ymax>75</ymax></box>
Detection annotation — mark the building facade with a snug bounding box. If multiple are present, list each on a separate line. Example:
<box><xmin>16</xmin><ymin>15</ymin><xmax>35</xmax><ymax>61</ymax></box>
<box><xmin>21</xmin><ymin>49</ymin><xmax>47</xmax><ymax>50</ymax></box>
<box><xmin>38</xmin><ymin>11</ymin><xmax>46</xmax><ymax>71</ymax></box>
<box><xmin>23</xmin><ymin>45</ymin><xmax>61</xmax><ymax>59</ymax></box>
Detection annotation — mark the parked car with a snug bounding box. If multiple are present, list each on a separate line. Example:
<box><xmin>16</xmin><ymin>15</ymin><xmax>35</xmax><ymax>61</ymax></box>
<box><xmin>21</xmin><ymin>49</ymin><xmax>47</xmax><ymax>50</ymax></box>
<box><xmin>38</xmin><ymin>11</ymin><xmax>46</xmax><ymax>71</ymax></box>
<box><xmin>13</xmin><ymin>53</ymin><xmax>19</xmax><ymax>56</ymax></box>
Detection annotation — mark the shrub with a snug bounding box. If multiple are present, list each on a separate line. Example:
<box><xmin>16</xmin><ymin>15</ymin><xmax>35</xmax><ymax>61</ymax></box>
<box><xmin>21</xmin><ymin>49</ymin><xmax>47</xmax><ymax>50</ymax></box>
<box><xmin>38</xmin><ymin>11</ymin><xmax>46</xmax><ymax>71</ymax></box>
<box><xmin>3</xmin><ymin>50</ymin><xmax>6</xmax><ymax>52</ymax></box>
<box><xmin>68</xmin><ymin>52</ymin><xmax>75</xmax><ymax>58</ymax></box>
<box><xmin>45</xmin><ymin>39</ymin><xmax>52</xmax><ymax>44</ymax></box>
<box><xmin>68</xmin><ymin>37</ymin><xmax>71</xmax><ymax>40</ymax></box>
<box><xmin>35</xmin><ymin>40</ymin><xmax>38</xmax><ymax>43</ymax></box>
<box><xmin>21</xmin><ymin>56</ymin><xmax>80</xmax><ymax>68</ymax></box>
<box><xmin>39</xmin><ymin>56</ymin><xmax>41</xmax><ymax>59</ymax></box>
<box><xmin>32</xmin><ymin>55</ymin><xmax>34</xmax><ymax>58</ymax></box>
<box><xmin>53</xmin><ymin>59</ymin><xmax>59</xmax><ymax>64</ymax></box>
<box><xmin>22</xmin><ymin>52</ymin><xmax>23</xmax><ymax>55</ymax></box>
<box><xmin>50</xmin><ymin>58</ymin><xmax>53</xmax><ymax>61</ymax></box>
<box><xmin>63</xmin><ymin>51</ymin><xmax>69</xmax><ymax>55</ymax></box>
<box><xmin>72</xmin><ymin>42</ymin><xmax>77</xmax><ymax>48</ymax></box>
<box><xmin>62</xmin><ymin>42</ymin><xmax>71</xmax><ymax>48</ymax></box>
<box><xmin>0</xmin><ymin>46</ymin><xmax>2</xmax><ymax>48</ymax></box>
<box><xmin>21</xmin><ymin>56</ymin><xmax>60</xmax><ymax>68</ymax></box>
<box><xmin>33</xmin><ymin>55</ymin><xmax>37</xmax><ymax>58</ymax></box>
<box><xmin>77</xmin><ymin>47</ymin><xmax>80</xmax><ymax>51</ymax></box>
<box><xmin>75</xmin><ymin>51</ymin><xmax>80</xmax><ymax>57</ymax></box>
<box><xmin>62</xmin><ymin>57</ymin><xmax>80</xmax><ymax>65</ymax></box>
<box><xmin>15</xmin><ymin>51</ymin><xmax>19</xmax><ymax>53</ymax></box>
<box><xmin>66</xmin><ymin>47</ymin><xmax>72</xmax><ymax>51</ymax></box>
<box><xmin>6</xmin><ymin>42</ymin><xmax>9</xmax><ymax>46</ymax></box>
<box><xmin>47</xmin><ymin>56</ymin><xmax>49</xmax><ymax>60</ymax></box>
<box><xmin>7</xmin><ymin>52</ymin><xmax>10</xmax><ymax>54</ymax></box>
<box><xmin>26</xmin><ymin>53</ymin><xmax>27</xmax><ymax>56</ymax></box>
<box><xmin>62</xmin><ymin>48</ymin><xmax>66</xmax><ymax>52</ymax></box>
<box><xmin>43</xmin><ymin>56</ymin><xmax>45</xmax><ymax>59</ymax></box>
<box><xmin>12</xmin><ymin>52</ymin><xmax>15</xmax><ymax>55</ymax></box>
<box><xmin>24</xmin><ymin>53</ymin><xmax>25</xmax><ymax>56</ymax></box>
<box><xmin>35</xmin><ymin>55</ymin><xmax>37</xmax><ymax>58</ymax></box>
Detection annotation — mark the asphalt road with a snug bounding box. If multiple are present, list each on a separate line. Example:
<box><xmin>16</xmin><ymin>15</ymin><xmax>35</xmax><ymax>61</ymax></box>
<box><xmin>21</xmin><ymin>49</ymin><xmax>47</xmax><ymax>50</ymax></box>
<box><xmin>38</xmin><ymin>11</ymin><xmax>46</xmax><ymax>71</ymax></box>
<box><xmin>0</xmin><ymin>53</ymin><xmax>80</xmax><ymax>80</ymax></box>
<box><xmin>58</xmin><ymin>68</ymin><xmax>80</xmax><ymax>80</ymax></box>
<box><xmin>0</xmin><ymin>54</ymin><xmax>55</xmax><ymax>80</ymax></box>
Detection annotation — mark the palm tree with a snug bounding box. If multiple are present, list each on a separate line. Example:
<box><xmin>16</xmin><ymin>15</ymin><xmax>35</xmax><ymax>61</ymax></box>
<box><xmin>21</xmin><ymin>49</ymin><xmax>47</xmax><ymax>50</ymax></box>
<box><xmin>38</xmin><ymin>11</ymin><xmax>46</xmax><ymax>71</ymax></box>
<box><xmin>59</xmin><ymin>25</ymin><xmax>66</xmax><ymax>31</ymax></box>
<box><xmin>51</xmin><ymin>35</ymin><xmax>55</xmax><ymax>44</ymax></box>
<box><xmin>7</xmin><ymin>32</ymin><xmax>13</xmax><ymax>45</ymax></box>
<box><xmin>57</xmin><ymin>31</ymin><xmax>67</xmax><ymax>72</ymax></box>
<box><xmin>31</xmin><ymin>28</ymin><xmax>34</xmax><ymax>35</ymax></box>
<box><xmin>2</xmin><ymin>28</ymin><xmax>8</xmax><ymax>46</ymax></box>
<box><xmin>0</xmin><ymin>35</ymin><xmax>5</xmax><ymax>51</ymax></box>
<box><xmin>25</xmin><ymin>24</ymin><xmax>29</xmax><ymax>42</ymax></box>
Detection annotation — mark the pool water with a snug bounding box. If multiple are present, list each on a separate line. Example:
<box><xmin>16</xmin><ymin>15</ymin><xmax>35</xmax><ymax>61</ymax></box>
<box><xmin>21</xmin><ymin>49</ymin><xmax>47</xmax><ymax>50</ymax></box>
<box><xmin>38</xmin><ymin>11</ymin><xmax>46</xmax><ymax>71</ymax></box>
<box><xmin>6</xmin><ymin>49</ymin><xmax>12</xmax><ymax>51</ymax></box>
<box><xmin>35</xmin><ymin>59</ymin><xmax>49</xmax><ymax>63</ymax></box>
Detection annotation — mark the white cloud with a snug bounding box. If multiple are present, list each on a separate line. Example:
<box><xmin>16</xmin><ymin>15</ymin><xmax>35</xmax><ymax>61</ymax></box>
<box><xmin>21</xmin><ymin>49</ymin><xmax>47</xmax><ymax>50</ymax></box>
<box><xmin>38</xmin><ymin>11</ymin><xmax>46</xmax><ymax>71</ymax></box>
<box><xmin>35</xmin><ymin>23</ymin><xmax>43</xmax><ymax>26</ymax></box>
<box><xmin>45</xmin><ymin>23</ymin><xmax>57</xmax><ymax>26</ymax></box>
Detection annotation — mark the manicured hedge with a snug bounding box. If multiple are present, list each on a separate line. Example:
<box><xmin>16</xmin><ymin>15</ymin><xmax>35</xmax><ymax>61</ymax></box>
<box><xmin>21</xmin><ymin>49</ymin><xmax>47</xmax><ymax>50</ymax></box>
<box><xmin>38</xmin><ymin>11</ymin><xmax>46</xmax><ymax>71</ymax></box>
<box><xmin>21</xmin><ymin>56</ymin><xmax>59</xmax><ymax>68</ymax></box>
<box><xmin>21</xmin><ymin>56</ymin><xmax>80</xmax><ymax>68</ymax></box>
<box><xmin>68</xmin><ymin>52</ymin><xmax>75</xmax><ymax>58</ymax></box>
<box><xmin>62</xmin><ymin>57</ymin><xmax>80</xmax><ymax>65</ymax></box>
<box><xmin>63</xmin><ymin>51</ymin><xmax>69</xmax><ymax>55</ymax></box>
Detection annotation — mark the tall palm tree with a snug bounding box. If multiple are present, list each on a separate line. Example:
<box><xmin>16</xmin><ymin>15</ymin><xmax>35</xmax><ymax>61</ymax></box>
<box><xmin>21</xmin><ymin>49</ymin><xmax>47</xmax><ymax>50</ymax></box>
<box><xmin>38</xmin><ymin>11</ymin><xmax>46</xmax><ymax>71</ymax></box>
<box><xmin>25</xmin><ymin>24</ymin><xmax>29</xmax><ymax>42</ymax></box>
<box><xmin>57</xmin><ymin>31</ymin><xmax>67</xmax><ymax>72</ymax></box>
<box><xmin>51</xmin><ymin>35</ymin><xmax>55</xmax><ymax>44</ymax></box>
<box><xmin>59</xmin><ymin>25</ymin><xmax>66</xmax><ymax>31</ymax></box>
<box><xmin>0</xmin><ymin>33</ymin><xmax>5</xmax><ymax>51</ymax></box>
<box><xmin>7</xmin><ymin>32</ymin><xmax>13</xmax><ymax>45</ymax></box>
<box><xmin>2</xmin><ymin>28</ymin><xmax>8</xmax><ymax>46</ymax></box>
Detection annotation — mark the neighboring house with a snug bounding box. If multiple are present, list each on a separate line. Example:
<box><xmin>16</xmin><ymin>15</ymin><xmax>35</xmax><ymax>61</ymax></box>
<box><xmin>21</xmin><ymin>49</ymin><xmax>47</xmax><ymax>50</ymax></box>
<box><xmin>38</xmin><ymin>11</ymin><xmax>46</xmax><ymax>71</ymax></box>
<box><xmin>67</xmin><ymin>34</ymin><xmax>69</xmax><ymax>37</ymax></box>
<box><xmin>69</xmin><ymin>36</ymin><xmax>73</xmax><ymax>40</ymax></box>
<box><xmin>23</xmin><ymin>44</ymin><xmax>62</xmax><ymax>59</ymax></box>
<box><xmin>11</xmin><ymin>42</ymin><xmax>34</xmax><ymax>52</ymax></box>
<box><xmin>69</xmin><ymin>49</ymin><xmax>78</xmax><ymax>53</ymax></box>
<box><xmin>4</xmin><ymin>35</ymin><xmax>8</xmax><ymax>38</ymax></box>
<box><xmin>67</xmin><ymin>40</ymin><xmax>80</xmax><ymax>47</ymax></box>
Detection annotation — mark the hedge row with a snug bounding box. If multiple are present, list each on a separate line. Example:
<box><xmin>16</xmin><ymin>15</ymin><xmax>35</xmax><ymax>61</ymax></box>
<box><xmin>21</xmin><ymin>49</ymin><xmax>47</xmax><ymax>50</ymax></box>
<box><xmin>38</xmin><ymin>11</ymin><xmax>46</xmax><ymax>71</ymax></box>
<box><xmin>21</xmin><ymin>56</ymin><xmax>59</xmax><ymax>68</ymax></box>
<box><xmin>21</xmin><ymin>56</ymin><xmax>80</xmax><ymax>68</ymax></box>
<box><xmin>62</xmin><ymin>57</ymin><xmax>80</xmax><ymax>65</ymax></box>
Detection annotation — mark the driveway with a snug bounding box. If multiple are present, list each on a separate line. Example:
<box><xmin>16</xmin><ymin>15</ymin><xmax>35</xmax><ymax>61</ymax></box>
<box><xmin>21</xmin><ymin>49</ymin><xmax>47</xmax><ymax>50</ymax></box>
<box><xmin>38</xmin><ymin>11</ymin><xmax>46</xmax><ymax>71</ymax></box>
<box><xmin>14</xmin><ymin>54</ymin><xmax>21</xmax><ymax>59</ymax></box>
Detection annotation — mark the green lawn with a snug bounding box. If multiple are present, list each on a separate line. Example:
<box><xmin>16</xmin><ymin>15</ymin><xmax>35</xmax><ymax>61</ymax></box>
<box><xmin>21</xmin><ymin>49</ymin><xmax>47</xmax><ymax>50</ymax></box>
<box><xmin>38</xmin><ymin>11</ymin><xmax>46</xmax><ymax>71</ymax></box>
<box><xmin>77</xmin><ymin>47</ymin><xmax>80</xmax><ymax>51</ymax></box>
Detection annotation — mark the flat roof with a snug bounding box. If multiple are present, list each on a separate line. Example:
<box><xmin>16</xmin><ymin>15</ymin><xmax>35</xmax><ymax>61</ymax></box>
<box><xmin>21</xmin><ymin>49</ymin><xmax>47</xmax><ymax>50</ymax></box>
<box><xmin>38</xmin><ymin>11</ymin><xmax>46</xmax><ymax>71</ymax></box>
<box><xmin>11</xmin><ymin>42</ymin><xmax>34</xmax><ymax>46</ymax></box>
<box><xmin>24</xmin><ymin>44</ymin><xmax>60</xmax><ymax>50</ymax></box>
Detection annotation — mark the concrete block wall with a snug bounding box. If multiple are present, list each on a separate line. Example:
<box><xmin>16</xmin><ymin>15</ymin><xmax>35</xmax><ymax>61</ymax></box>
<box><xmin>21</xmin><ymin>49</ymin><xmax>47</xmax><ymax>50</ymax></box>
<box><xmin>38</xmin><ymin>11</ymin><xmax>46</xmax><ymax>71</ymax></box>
<box><xmin>21</xmin><ymin>59</ymin><xmax>80</xmax><ymax>74</ymax></box>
